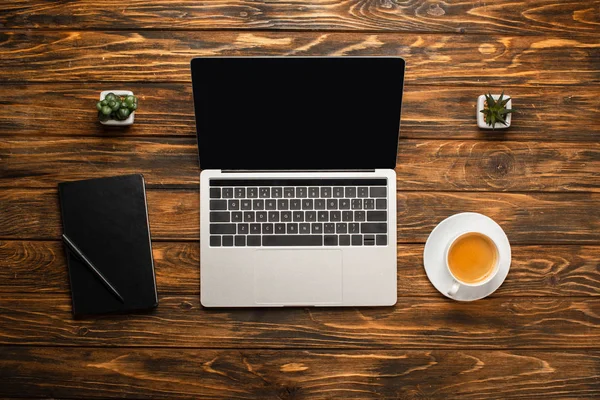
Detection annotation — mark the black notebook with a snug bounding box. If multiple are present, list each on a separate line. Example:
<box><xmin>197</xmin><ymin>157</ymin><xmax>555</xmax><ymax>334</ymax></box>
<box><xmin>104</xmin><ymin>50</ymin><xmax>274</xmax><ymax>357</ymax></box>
<box><xmin>58</xmin><ymin>174</ymin><xmax>158</xmax><ymax>316</ymax></box>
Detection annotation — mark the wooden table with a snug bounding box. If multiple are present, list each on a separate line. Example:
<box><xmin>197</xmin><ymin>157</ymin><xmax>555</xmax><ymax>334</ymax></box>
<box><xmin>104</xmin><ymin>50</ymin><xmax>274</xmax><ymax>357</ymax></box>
<box><xmin>1</xmin><ymin>1</ymin><xmax>599</xmax><ymax>398</ymax></box>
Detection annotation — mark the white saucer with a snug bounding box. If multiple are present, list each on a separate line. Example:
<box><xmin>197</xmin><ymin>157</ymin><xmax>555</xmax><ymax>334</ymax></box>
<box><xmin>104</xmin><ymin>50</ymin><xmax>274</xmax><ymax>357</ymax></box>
<box><xmin>423</xmin><ymin>212</ymin><xmax>511</xmax><ymax>301</ymax></box>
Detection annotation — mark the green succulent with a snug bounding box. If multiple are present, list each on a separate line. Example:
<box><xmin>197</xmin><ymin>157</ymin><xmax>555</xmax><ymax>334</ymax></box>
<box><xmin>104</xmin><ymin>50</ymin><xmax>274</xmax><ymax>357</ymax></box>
<box><xmin>481</xmin><ymin>92</ymin><xmax>514</xmax><ymax>129</ymax></box>
<box><xmin>96</xmin><ymin>93</ymin><xmax>138</xmax><ymax>122</ymax></box>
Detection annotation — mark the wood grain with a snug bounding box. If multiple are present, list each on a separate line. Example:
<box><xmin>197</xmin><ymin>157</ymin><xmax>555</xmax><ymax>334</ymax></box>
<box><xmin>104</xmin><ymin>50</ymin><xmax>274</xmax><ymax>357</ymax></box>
<box><xmin>2</xmin><ymin>241</ymin><xmax>599</xmax><ymax>297</ymax></box>
<box><xmin>3</xmin><ymin>138</ymin><xmax>598</xmax><ymax>192</ymax></box>
<box><xmin>1</xmin><ymin>84</ymin><xmax>599</xmax><ymax>142</ymax></box>
<box><xmin>0</xmin><ymin>31</ymin><xmax>599</xmax><ymax>85</ymax></box>
<box><xmin>2</xmin><ymin>189</ymin><xmax>599</xmax><ymax>243</ymax></box>
<box><xmin>2</xmin><ymin>0</ymin><xmax>599</xmax><ymax>36</ymax></box>
<box><xmin>1</xmin><ymin>293</ymin><xmax>599</xmax><ymax>348</ymax></box>
<box><xmin>1</xmin><ymin>347</ymin><xmax>599</xmax><ymax>399</ymax></box>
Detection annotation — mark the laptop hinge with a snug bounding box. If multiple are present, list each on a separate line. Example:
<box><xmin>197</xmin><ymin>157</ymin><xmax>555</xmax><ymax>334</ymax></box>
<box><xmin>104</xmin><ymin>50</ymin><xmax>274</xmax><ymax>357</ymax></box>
<box><xmin>222</xmin><ymin>169</ymin><xmax>376</xmax><ymax>173</ymax></box>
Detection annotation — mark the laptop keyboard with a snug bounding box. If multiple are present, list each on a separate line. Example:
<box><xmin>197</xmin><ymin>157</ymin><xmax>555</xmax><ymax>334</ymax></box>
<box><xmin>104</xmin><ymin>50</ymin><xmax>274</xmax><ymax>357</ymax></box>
<box><xmin>208</xmin><ymin>179</ymin><xmax>389</xmax><ymax>247</ymax></box>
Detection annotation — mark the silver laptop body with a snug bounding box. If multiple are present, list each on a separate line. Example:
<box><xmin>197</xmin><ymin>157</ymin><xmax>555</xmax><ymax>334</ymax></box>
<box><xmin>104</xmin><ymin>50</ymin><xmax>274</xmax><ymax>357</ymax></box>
<box><xmin>192</xmin><ymin>57</ymin><xmax>405</xmax><ymax>307</ymax></box>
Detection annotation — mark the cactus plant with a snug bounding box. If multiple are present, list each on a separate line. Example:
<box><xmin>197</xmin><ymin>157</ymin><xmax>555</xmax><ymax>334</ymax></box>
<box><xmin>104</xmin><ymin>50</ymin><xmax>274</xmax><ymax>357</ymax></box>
<box><xmin>97</xmin><ymin>92</ymin><xmax>138</xmax><ymax>123</ymax></box>
<box><xmin>480</xmin><ymin>92</ymin><xmax>514</xmax><ymax>129</ymax></box>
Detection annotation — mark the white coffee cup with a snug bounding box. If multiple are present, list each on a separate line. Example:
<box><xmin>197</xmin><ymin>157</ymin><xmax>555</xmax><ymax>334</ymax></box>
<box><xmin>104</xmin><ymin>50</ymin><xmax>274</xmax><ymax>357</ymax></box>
<box><xmin>445</xmin><ymin>231</ymin><xmax>500</xmax><ymax>297</ymax></box>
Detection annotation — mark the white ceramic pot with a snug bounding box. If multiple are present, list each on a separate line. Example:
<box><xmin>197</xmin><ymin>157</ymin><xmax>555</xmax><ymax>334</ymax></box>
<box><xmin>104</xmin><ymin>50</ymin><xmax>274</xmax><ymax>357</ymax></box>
<box><xmin>477</xmin><ymin>94</ymin><xmax>511</xmax><ymax>129</ymax></box>
<box><xmin>99</xmin><ymin>90</ymin><xmax>135</xmax><ymax>126</ymax></box>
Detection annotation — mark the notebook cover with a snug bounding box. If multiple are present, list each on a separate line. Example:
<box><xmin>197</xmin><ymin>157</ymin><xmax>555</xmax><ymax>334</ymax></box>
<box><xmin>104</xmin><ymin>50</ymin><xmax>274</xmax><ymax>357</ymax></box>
<box><xmin>58</xmin><ymin>174</ymin><xmax>158</xmax><ymax>316</ymax></box>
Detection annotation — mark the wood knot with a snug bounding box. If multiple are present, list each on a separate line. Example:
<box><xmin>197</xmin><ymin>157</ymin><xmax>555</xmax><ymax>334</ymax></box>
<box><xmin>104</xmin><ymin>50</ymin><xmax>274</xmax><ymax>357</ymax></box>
<box><xmin>548</xmin><ymin>274</ymin><xmax>559</xmax><ymax>286</ymax></box>
<box><xmin>180</xmin><ymin>301</ymin><xmax>193</xmax><ymax>310</ymax></box>
<box><xmin>277</xmin><ymin>385</ymin><xmax>301</xmax><ymax>399</ymax></box>
<box><xmin>77</xmin><ymin>327</ymin><xmax>89</xmax><ymax>336</ymax></box>
<box><xmin>239</xmin><ymin>11</ymin><xmax>248</xmax><ymax>17</ymax></box>
<box><xmin>487</xmin><ymin>151</ymin><xmax>514</xmax><ymax>178</ymax></box>
<box><xmin>427</xmin><ymin>3</ymin><xmax>445</xmax><ymax>16</ymax></box>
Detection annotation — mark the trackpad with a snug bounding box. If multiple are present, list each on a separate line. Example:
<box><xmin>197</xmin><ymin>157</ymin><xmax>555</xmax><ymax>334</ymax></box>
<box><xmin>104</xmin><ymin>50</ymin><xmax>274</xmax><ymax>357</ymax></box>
<box><xmin>254</xmin><ymin>250</ymin><xmax>343</xmax><ymax>305</ymax></box>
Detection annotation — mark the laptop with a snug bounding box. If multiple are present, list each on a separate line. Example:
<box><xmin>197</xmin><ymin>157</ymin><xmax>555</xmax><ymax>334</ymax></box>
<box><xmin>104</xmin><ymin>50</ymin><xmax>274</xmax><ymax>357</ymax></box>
<box><xmin>191</xmin><ymin>57</ymin><xmax>405</xmax><ymax>307</ymax></box>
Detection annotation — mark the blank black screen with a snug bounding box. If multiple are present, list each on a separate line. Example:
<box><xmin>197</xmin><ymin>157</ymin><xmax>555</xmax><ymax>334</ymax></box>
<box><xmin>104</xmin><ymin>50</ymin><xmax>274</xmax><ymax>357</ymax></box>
<box><xmin>191</xmin><ymin>57</ymin><xmax>405</xmax><ymax>170</ymax></box>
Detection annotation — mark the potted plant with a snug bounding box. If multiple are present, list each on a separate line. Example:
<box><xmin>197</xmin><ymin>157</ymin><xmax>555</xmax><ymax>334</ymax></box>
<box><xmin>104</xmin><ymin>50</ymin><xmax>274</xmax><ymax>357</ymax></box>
<box><xmin>477</xmin><ymin>92</ymin><xmax>513</xmax><ymax>130</ymax></box>
<box><xmin>97</xmin><ymin>90</ymin><xmax>138</xmax><ymax>126</ymax></box>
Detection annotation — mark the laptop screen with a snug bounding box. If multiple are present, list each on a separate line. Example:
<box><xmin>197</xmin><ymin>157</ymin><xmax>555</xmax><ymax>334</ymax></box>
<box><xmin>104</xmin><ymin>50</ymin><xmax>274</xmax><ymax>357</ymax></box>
<box><xmin>191</xmin><ymin>57</ymin><xmax>405</xmax><ymax>170</ymax></box>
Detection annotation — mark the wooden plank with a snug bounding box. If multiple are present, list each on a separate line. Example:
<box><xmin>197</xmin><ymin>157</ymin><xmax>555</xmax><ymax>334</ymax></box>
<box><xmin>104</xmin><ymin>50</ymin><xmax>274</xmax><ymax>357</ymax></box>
<box><xmin>2</xmin><ymin>138</ymin><xmax>598</xmax><ymax>192</ymax></box>
<box><xmin>0</xmin><ymin>31</ymin><xmax>598</xmax><ymax>85</ymax></box>
<box><xmin>1</xmin><ymin>84</ymin><xmax>599</xmax><ymax>142</ymax></box>
<box><xmin>1</xmin><ymin>293</ymin><xmax>599</xmax><ymax>348</ymax></box>
<box><xmin>2</xmin><ymin>189</ymin><xmax>598</xmax><ymax>244</ymax></box>
<box><xmin>1</xmin><ymin>0</ymin><xmax>599</xmax><ymax>36</ymax></box>
<box><xmin>2</xmin><ymin>241</ymin><xmax>599</xmax><ymax>297</ymax></box>
<box><xmin>1</xmin><ymin>347</ymin><xmax>599</xmax><ymax>399</ymax></box>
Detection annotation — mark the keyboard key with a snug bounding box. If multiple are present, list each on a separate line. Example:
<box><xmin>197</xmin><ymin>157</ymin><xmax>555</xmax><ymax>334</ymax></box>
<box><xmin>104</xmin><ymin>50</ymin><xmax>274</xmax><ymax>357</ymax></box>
<box><xmin>345</xmin><ymin>187</ymin><xmax>356</xmax><ymax>198</ymax></box>
<box><xmin>299</xmin><ymin>223</ymin><xmax>310</xmax><ymax>234</ymax></box>
<box><xmin>210</xmin><ymin>200</ymin><xmax>227</xmax><ymax>210</ymax></box>
<box><xmin>228</xmin><ymin>200</ymin><xmax>239</xmax><ymax>210</ymax></box>
<box><xmin>284</xmin><ymin>187</ymin><xmax>295</xmax><ymax>198</ymax></box>
<box><xmin>314</xmin><ymin>199</ymin><xmax>326</xmax><ymax>210</ymax></box>
<box><xmin>339</xmin><ymin>235</ymin><xmax>350</xmax><ymax>246</ymax></box>
<box><xmin>357</xmin><ymin>187</ymin><xmax>369</xmax><ymax>198</ymax></box>
<box><xmin>247</xmin><ymin>235</ymin><xmax>261</xmax><ymax>246</ymax></box>
<box><xmin>293</xmin><ymin>211</ymin><xmax>304</xmax><ymax>222</ymax></box>
<box><xmin>376</xmin><ymin>199</ymin><xmax>387</xmax><ymax>210</ymax></box>
<box><xmin>302</xmin><ymin>199</ymin><xmax>313</xmax><ymax>210</ymax></box>
<box><xmin>296</xmin><ymin>187</ymin><xmax>307</xmax><ymax>198</ymax></box>
<box><xmin>265</xmin><ymin>199</ymin><xmax>277</xmax><ymax>210</ymax></box>
<box><xmin>367</xmin><ymin>211</ymin><xmax>387</xmax><ymax>221</ymax></box>
<box><xmin>241</xmin><ymin>200</ymin><xmax>252</xmax><ymax>210</ymax></box>
<box><xmin>355</xmin><ymin>211</ymin><xmax>366</xmax><ymax>221</ymax></box>
<box><xmin>306</xmin><ymin>211</ymin><xmax>316</xmax><ymax>222</ymax></box>
<box><xmin>253</xmin><ymin>199</ymin><xmax>264</xmax><ymax>210</ymax></box>
<box><xmin>309</xmin><ymin>187</ymin><xmax>319</xmax><ymax>198</ymax></box>
<box><xmin>210</xmin><ymin>224</ymin><xmax>236</xmax><ymax>234</ymax></box>
<box><xmin>281</xmin><ymin>211</ymin><xmax>292</xmax><ymax>222</ymax></box>
<box><xmin>324</xmin><ymin>235</ymin><xmax>338</xmax><ymax>246</ymax></box>
<box><xmin>342</xmin><ymin>211</ymin><xmax>353</xmax><ymax>221</ymax></box>
<box><xmin>361</xmin><ymin>223</ymin><xmax>387</xmax><ymax>234</ymax></box>
<box><xmin>333</xmin><ymin>187</ymin><xmax>344</xmax><ymax>198</ymax></box>
<box><xmin>376</xmin><ymin>235</ymin><xmax>387</xmax><ymax>246</ymax></box>
<box><xmin>352</xmin><ymin>235</ymin><xmax>362</xmax><ymax>246</ymax></box>
<box><xmin>263</xmin><ymin>235</ymin><xmax>322</xmax><ymax>246</ymax></box>
<box><xmin>370</xmin><ymin>187</ymin><xmax>386</xmax><ymax>197</ymax></box>
<box><xmin>244</xmin><ymin>212</ymin><xmax>255</xmax><ymax>222</ymax></box>
<box><xmin>336</xmin><ymin>223</ymin><xmax>347</xmax><ymax>234</ymax></box>
<box><xmin>339</xmin><ymin>199</ymin><xmax>350</xmax><ymax>209</ymax></box>
<box><xmin>327</xmin><ymin>199</ymin><xmax>338</xmax><ymax>210</ymax></box>
<box><xmin>349</xmin><ymin>223</ymin><xmax>360</xmax><ymax>234</ymax></box>
<box><xmin>351</xmin><ymin>199</ymin><xmax>362</xmax><ymax>209</ymax></box>
<box><xmin>210</xmin><ymin>212</ymin><xmax>229</xmax><ymax>222</ymax></box>
<box><xmin>364</xmin><ymin>199</ymin><xmax>374</xmax><ymax>210</ymax></box>
<box><xmin>247</xmin><ymin>188</ymin><xmax>258</xmax><ymax>198</ymax></box>
<box><xmin>318</xmin><ymin>211</ymin><xmax>328</xmax><ymax>222</ymax></box>
<box><xmin>222</xmin><ymin>188</ymin><xmax>233</xmax><ymax>198</ymax></box>
<box><xmin>268</xmin><ymin>211</ymin><xmax>279</xmax><ymax>222</ymax></box>
<box><xmin>275</xmin><ymin>223</ymin><xmax>286</xmax><ymax>234</ymax></box>
<box><xmin>324</xmin><ymin>223</ymin><xmax>335</xmax><ymax>233</ymax></box>
<box><xmin>234</xmin><ymin>188</ymin><xmax>245</xmax><ymax>198</ymax></box>
<box><xmin>235</xmin><ymin>235</ymin><xmax>246</xmax><ymax>246</ymax></box>
<box><xmin>287</xmin><ymin>223</ymin><xmax>298</xmax><ymax>234</ymax></box>
<box><xmin>210</xmin><ymin>236</ymin><xmax>221</xmax><ymax>246</ymax></box>
<box><xmin>238</xmin><ymin>224</ymin><xmax>249</xmax><ymax>234</ymax></box>
<box><xmin>262</xmin><ymin>223</ymin><xmax>274</xmax><ymax>234</ymax></box>
<box><xmin>272</xmin><ymin>187</ymin><xmax>283</xmax><ymax>198</ymax></box>
<box><xmin>259</xmin><ymin>187</ymin><xmax>270</xmax><ymax>198</ymax></box>
<box><xmin>231</xmin><ymin>211</ymin><xmax>242</xmax><ymax>222</ymax></box>
<box><xmin>330</xmin><ymin>211</ymin><xmax>341</xmax><ymax>221</ymax></box>
<box><xmin>256</xmin><ymin>212</ymin><xmax>267</xmax><ymax>222</ymax></box>
<box><xmin>278</xmin><ymin>199</ymin><xmax>289</xmax><ymax>210</ymax></box>
<box><xmin>290</xmin><ymin>199</ymin><xmax>301</xmax><ymax>210</ymax></box>
<box><xmin>311</xmin><ymin>223</ymin><xmax>323</xmax><ymax>234</ymax></box>
<box><xmin>364</xmin><ymin>235</ymin><xmax>375</xmax><ymax>246</ymax></box>
<box><xmin>210</xmin><ymin>188</ymin><xmax>220</xmax><ymax>198</ymax></box>
<box><xmin>321</xmin><ymin>187</ymin><xmax>332</xmax><ymax>198</ymax></box>
<box><xmin>250</xmin><ymin>224</ymin><xmax>261</xmax><ymax>234</ymax></box>
<box><xmin>223</xmin><ymin>235</ymin><xmax>234</xmax><ymax>246</ymax></box>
